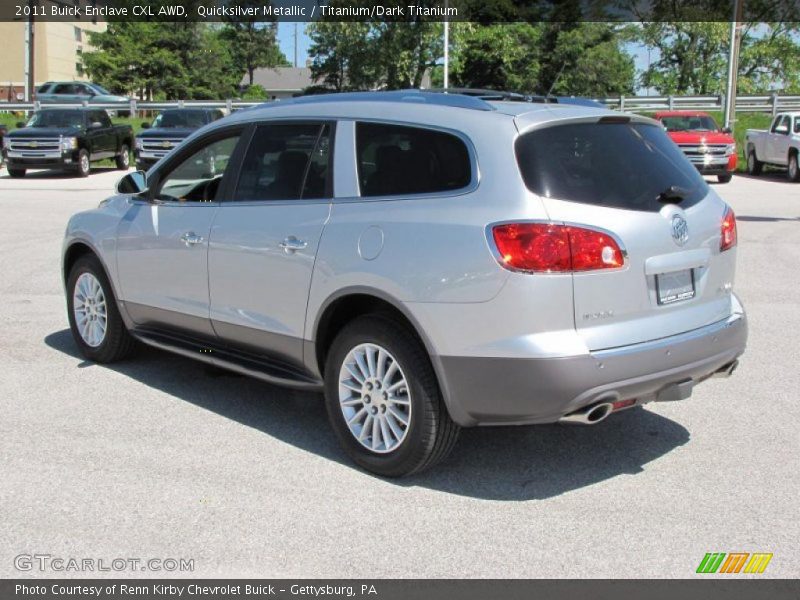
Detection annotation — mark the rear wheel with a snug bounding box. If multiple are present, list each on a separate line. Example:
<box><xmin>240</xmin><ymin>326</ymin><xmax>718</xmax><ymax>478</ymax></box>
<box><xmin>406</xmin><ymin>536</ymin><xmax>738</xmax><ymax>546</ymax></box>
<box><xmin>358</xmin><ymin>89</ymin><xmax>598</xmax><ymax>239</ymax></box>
<box><xmin>717</xmin><ymin>173</ymin><xmax>732</xmax><ymax>184</ymax></box>
<box><xmin>7</xmin><ymin>168</ymin><xmax>25</xmax><ymax>178</ymax></box>
<box><xmin>324</xmin><ymin>314</ymin><xmax>460</xmax><ymax>477</ymax></box>
<box><xmin>66</xmin><ymin>254</ymin><xmax>135</xmax><ymax>363</ymax></box>
<box><xmin>115</xmin><ymin>144</ymin><xmax>130</xmax><ymax>170</ymax></box>
<box><xmin>747</xmin><ymin>148</ymin><xmax>763</xmax><ymax>176</ymax></box>
<box><xmin>76</xmin><ymin>149</ymin><xmax>90</xmax><ymax>178</ymax></box>
<box><xmin>788</xmin><ymin>153</ymin><xmax>800</xmax><ymax>182</ymax></box>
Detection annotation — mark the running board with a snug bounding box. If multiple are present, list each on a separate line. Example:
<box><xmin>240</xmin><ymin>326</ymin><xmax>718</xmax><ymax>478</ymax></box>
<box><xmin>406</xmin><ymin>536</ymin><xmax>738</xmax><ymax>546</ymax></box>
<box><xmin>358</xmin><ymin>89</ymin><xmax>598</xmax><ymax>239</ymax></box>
<box><xmin>131</xmin><ymin>328</ymin><xmax>323</xmax><ymax>391</ymax></box>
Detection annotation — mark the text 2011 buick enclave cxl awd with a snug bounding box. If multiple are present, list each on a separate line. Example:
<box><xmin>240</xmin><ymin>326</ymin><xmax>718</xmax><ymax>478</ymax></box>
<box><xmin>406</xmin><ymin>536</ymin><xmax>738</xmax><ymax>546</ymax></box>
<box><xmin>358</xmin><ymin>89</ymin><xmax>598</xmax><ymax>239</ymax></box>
<box><xmin>62</xmin><ymin>92</ymin><xmax>747</xmax><ymax>476</ymax></box>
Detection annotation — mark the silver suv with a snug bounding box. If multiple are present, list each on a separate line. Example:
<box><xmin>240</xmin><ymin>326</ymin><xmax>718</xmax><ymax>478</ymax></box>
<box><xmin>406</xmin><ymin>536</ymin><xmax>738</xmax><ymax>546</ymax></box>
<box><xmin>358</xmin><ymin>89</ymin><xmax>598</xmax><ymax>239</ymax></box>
<box><xmin>62</xmin><ymin>92</ymin><xmax>747</xmax><ymax>476</ymax></box>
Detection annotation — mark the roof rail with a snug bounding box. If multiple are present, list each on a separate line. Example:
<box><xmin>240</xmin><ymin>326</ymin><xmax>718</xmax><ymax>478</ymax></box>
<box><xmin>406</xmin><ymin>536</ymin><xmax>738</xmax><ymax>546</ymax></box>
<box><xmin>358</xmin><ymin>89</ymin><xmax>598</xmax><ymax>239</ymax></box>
<box><xmin>422</xmin><ymin>87</ymin><xmax>535</xmax><ymax>102</ymax></box>
<box><xmin>260</xmin><ymin>90</ymin><xmax>495</xmax><ymax>112</ymax></box>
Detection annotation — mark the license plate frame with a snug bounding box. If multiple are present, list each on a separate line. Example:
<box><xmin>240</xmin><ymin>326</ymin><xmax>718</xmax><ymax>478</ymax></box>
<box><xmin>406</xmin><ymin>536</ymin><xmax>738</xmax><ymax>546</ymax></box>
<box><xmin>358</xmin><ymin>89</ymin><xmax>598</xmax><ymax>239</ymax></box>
<box><xmin>656</xmin><ymin>269</ymin><xmax>696</xmax><ymax>305</ymax></box>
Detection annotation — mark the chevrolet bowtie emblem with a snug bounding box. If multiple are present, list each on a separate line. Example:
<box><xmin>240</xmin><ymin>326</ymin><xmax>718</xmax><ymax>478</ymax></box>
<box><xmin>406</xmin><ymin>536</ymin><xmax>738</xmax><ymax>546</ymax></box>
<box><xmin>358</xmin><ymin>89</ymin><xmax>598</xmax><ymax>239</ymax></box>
<box><xmin>161</xmin><ymin>141</ymin><xmax>172</xmax><ymax>148</ymax></box>
<box><xmin>29</xmin><ymin>141</ymin><xmax>38</xmax><ymax>148</ymax></box>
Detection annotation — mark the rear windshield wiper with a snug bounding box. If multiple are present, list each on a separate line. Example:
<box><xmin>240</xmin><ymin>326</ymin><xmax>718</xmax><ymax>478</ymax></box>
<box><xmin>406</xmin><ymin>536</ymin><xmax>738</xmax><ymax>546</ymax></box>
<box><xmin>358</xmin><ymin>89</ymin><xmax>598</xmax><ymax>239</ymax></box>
<box><xmin>656</xmin><ymin>185</ymin><xmax>691</xmax><ymax>204</ymax></box>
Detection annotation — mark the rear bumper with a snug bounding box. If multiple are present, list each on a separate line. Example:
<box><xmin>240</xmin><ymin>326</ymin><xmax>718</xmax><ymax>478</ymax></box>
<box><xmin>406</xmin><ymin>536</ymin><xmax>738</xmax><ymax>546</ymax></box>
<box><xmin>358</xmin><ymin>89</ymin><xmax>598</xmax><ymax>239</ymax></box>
<box><xmin>438</xmin><ymin>305</ymin><xmax>747</xmax><ymax>426</ymax></box>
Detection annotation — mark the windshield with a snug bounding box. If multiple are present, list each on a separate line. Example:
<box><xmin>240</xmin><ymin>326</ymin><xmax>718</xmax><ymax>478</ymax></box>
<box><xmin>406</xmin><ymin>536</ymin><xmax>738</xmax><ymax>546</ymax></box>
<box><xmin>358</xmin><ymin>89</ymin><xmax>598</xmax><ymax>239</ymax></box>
<box><xmin>515</xmin><ymin>121</ymin><xmax>708</xmax><ymax>212</ymax></box>
<box><xmin>89</xmin><ymin>83</ymin><xmax>111</xmax><ymax>95</ymax></box>
<box><xmin>26</xmin><ymin>110</ymin><xmax>85</xmax><ymax>129</ymax></box>
<box><xmin>659</xmin><ymin>115</ymin><xmax>720</xmax><ymax>133</ymax></box>
<box><xmin>151</xmin><ymin>110</ymin><xmax>208</xmax><ymax>129</ymax></box>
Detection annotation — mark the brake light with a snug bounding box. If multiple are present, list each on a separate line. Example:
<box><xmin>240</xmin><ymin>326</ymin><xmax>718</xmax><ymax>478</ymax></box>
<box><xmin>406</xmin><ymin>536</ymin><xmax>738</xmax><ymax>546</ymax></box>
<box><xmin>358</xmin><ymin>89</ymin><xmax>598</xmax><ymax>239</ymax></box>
<box><xmin>491</xmin><ymin>223</ymin><xmax>624</xmax><ymax>273</ymax></box>
<box><xmin>720</xmin><ymin>207</ymin><xmax>737</xmax><ymax>252</ymax></box>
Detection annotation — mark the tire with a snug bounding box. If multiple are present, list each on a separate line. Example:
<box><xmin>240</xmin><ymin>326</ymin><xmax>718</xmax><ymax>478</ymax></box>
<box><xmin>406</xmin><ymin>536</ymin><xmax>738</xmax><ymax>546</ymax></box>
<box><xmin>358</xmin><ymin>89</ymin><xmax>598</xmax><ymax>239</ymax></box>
<box><xmin>66</xmin><ymin>254</ymin><xmax>136</xmax><ymax>363</ymax></box>
<box><xmin>747</xmin><ymin>148</ymin><xmax>763</xmax><ymax>176</ymax></box>
<box><xmin>788</xmin><ymin>153</ymin><xmax>800</xmax><ymax>183</ymax></box>
<box><xmin>717</xmin><ymin>173</ymin><xmax>733</xmax><ymax>184</ymax></box>
<box><xmin>115</xmin><ymin>144</ymin><xmax>130</xmax><ymax>170</ymax></box>
<box><xmin>323</xmin><ymin>314</ymin><xmax>460</xmax><ymax>477</ymax></box>
<box><xmin>7</xmin><ymin>168</ymin><xmax>26</xmax><ymax>178</ymax></box>
<box><xmin>76</xmin><ymin>149</ymin><xmax>90</xmax><ymax>178</ymax></box>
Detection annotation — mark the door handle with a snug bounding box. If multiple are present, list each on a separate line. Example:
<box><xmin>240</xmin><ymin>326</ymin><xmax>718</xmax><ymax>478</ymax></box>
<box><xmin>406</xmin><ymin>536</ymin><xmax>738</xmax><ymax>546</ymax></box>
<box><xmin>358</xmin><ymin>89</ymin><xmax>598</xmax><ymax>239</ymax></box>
<box><xmin>279</xmin><ymin>236</ymin><xmax>308</xmax><ymax>254</ymax></box>
<box><xmin>180</xmin><ymin>231</ymin><xmax>204</xmax><ymax>247</ymax></box>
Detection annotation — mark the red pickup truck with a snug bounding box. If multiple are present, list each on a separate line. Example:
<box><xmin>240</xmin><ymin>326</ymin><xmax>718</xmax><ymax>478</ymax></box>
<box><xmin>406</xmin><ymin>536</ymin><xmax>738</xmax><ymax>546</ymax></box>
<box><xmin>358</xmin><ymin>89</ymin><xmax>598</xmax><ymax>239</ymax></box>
<box><xmin>655</xmin><ymin>111</ymin><xmax>737</xmax><ymax>183</ymax></box>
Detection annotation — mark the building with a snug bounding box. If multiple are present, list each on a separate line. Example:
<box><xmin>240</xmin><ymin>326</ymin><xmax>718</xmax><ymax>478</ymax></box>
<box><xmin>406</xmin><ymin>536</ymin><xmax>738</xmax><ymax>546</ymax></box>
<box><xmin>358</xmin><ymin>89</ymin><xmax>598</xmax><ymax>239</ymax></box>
<box><xmin>243</xmin><ymin>67</ymin><xmax>315</xmax><ymax>100</ymax></box>
<box><xmin>244</xmin><ymin>66</ymin><xmax>433</xmax><ymax>100</ymax></box>
<box><xmin>0</xmin><ymin>19</ymin><xmax>106</xmax><ymax>102</ymax></box>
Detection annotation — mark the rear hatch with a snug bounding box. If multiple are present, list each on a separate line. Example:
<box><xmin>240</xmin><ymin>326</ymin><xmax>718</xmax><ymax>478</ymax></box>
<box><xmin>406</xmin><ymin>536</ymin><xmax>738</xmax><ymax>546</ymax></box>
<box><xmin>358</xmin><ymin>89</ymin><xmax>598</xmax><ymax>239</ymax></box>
<box><xmin>514</xmin><ymin>116</ymin><xmax>736</xmax><ymax>350</ymax></box>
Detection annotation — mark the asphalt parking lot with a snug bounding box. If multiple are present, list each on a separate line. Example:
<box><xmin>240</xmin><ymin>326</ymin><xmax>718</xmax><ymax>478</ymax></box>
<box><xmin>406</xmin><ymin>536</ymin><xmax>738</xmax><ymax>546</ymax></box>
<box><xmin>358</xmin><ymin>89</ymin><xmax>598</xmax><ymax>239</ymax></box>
<box><xmin>0</xmin><ymin>165</ymin><xmax>798</xmax><ymax>579</ymax></box>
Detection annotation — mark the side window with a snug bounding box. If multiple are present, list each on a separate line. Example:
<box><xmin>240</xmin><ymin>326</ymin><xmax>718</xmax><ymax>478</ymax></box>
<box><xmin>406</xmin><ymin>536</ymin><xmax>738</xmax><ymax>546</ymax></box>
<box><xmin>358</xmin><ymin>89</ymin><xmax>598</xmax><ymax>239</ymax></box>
<box><xmin>794</xmin><ymin>118</ymin><xmax>800</xmax><ymax>134</ymax></box>
<box><xmin>53</xmin><ymin>84</ymin><xmax>75</xmax><ymax>94</ymax></box>
<box><xmin>154</xmin><ymin>134</ymin><xmax>241</xmax><ymax>203</ymax></box>
<box><xmin>90</xmin><ymin>111</ymin><xmax>111</xmax><ymax>127</ymax></box>
<box><xmin>356</xmin><ymin>122</ymin><xmax>471</xmax><ymax>197</ymax></box>
<box><xmin>772</xmin><ymin>116</ymin><xmax>789</xmax><ymax>134</ymax></box>
<box><xmin>233</xmin><ymin>123</ymin><xmax>330</xmax><ymax>201</ymax></box>
<box><xmin>76</xmin><ymin>84</ymin><xmax>93</xmax><ymax>97</ymax></box>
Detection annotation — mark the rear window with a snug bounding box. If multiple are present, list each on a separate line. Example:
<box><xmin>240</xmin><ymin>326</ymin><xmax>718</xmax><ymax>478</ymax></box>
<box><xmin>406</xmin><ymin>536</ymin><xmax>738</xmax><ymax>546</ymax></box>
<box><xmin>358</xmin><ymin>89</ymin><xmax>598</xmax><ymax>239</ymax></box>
<box><xmin>356</xmin><ymin>123</ymin><xmax>471</xmax><ymax>197</ymax></box>
<box><xmin>515</xmin><ymin>121</ymin><xmax>708</xmax><ymax>212</ymax></box>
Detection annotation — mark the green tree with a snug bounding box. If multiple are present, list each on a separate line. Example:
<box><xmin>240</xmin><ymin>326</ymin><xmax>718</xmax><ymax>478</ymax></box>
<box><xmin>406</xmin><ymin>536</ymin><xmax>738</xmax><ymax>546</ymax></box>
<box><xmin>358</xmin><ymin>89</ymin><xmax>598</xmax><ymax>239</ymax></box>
<box><xmin>447</xmin><ymin>23</ymin><xmax>634</xmax><ymax>96</ymax></box>
<box><xmin>219</xmin><ymin>1</ymin><xmax>288</xmax><ymax>87</ymax></box>
<box><xmin>307</xmin><ymin>23</ymin><xmax>376</xmax><ymax>91</ymax></box>
<box><xmin>639</xmin><ymin>22</ymin><xmax>800</xmax><ymax>95</ymax></box>
<box><xmin>82</xmin><ymin>21</ymin><xmax>242</xmax><ymax>100</ymax></box>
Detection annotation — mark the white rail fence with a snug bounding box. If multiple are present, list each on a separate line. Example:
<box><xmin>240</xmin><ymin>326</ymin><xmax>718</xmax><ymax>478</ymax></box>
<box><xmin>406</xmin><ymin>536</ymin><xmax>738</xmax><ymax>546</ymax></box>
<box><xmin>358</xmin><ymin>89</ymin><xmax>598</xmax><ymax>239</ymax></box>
<box><xmin>1</xmin><ymin>94</ymin><xmax>800</xmax><ymax>117</ymax></box>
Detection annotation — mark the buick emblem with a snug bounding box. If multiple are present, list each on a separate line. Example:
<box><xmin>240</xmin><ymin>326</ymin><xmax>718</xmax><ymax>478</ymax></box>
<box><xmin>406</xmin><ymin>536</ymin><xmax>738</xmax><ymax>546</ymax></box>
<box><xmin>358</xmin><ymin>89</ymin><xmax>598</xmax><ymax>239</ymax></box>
<box><xmin>671</xmin><ymin>214</ymin><xmax>689</xmax><ymax>246</ymax></box>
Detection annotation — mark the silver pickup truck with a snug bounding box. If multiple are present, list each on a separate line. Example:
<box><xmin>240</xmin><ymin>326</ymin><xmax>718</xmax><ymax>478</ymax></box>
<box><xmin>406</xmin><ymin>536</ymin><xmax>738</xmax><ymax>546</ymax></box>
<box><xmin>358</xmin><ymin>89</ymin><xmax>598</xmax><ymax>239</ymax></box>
<box><xmin>745</xmin><ymin>112</ymin><xmax>800</xmax><ymax>181</ymax></box>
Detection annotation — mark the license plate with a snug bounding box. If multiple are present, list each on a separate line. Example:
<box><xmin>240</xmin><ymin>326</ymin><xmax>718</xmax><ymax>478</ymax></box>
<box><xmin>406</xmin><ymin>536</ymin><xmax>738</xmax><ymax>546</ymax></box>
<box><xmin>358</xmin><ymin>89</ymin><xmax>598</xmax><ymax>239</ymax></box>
<box><xmin>656</xmin><ymin>269</ymin><xmax>695</xmax><ymax>305</ymax></box>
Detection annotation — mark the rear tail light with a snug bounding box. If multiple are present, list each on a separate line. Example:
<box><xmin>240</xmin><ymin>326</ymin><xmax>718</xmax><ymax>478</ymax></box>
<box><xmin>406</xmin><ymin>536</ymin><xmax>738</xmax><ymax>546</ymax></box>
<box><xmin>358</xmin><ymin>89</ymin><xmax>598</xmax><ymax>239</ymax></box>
<box><xmin>720</xmin><ymin>207</ymin><xmax>737</xmax><ymax>252</ymax></box>
<box><xmin>491</xmin><ymin>223</ymin><xmax>625</xmax><ymax>273</ymax></box>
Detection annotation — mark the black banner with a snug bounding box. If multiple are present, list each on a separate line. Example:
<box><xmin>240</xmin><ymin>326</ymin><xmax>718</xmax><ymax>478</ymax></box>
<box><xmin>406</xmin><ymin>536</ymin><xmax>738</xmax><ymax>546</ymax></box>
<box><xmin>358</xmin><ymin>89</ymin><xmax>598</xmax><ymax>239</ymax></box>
<box><xmin>1</xmin><ymin>0</ymin><xmax>800</xmax><ymax>22</ymax></box>
<box><xmin>2</xmin><ymin>580</ymin><xmax>800</xmax><ymax>600</ymax></box>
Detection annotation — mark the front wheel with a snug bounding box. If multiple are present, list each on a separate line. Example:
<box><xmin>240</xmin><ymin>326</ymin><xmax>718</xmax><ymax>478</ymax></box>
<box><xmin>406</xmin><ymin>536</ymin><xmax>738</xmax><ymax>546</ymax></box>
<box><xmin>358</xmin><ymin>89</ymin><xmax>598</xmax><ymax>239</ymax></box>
<box><xmin>116</xmin><ymin>144</ymin><xmax>130</xmax><ymax>170</ymax></box>
<box><xmin>717</xmin><ymin>173</ymin><xmax>733</xmax><ymax>184</ymax></box>
<box><xmin>747</xmin><ymin>149</ymin><xmax>763</xmax><ymax>176</ymax></box>
<box><xmin>788</xmin><ymin>153</ymin><xmax>800</xmax><ymax>182</ymax></box>
<box><xmin>76</xmin><ymin>149</ymin><xmax>90</xmax><ymax>178</ymax></box>
<box><xmin>324</xmin><ymin>314</ymin><xmax>460</xmax><ymax>477</ymax></box>
<box><xmin>7</xmin><ymin>168</ymin><xmax>26</xmax><ymax>178</ymax></box>
<box><xmin>66</xmin><ymin>254</ymin><xmax>135</xmax><ymax>363</ymax></box>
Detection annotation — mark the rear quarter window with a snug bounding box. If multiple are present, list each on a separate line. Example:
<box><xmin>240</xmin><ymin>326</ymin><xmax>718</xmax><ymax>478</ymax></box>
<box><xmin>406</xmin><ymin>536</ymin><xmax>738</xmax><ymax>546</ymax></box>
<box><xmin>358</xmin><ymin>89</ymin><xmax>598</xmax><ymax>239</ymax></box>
<box><xmin>515</xmin><ymin>121</ymin><xmax>708</xmax><ymax>212</ymax></box>
<box><xmin>356</xmin><ymin>122</ymin><xmax>471</xmax><ymax>197</ymax></box>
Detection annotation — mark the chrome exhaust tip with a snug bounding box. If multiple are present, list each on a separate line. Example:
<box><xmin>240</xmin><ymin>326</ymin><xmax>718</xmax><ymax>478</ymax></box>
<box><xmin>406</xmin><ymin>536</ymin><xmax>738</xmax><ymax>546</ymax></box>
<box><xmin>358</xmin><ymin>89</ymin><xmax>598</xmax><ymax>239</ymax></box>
<box><xmin>712</xmin><ymin>359</ymin><xmax>739</xmax><ymax>378</ymax></box>
<box><xmin>559</xmin><ymin>402</ymin><xmax>614</xmax><ymax>426</ymax></box>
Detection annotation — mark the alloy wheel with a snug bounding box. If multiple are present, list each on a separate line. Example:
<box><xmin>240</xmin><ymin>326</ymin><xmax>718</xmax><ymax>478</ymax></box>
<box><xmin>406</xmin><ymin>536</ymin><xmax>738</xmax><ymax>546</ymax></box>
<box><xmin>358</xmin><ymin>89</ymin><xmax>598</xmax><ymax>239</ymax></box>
<box><xmin>72</xmin><ymin>272</ymin><xmax>107</xmax><ymax>347</ymax></box>
<box><xmin>337</xmin><ymin>343</ymin><xmax>412</xmax><ymax>454</ymax></box>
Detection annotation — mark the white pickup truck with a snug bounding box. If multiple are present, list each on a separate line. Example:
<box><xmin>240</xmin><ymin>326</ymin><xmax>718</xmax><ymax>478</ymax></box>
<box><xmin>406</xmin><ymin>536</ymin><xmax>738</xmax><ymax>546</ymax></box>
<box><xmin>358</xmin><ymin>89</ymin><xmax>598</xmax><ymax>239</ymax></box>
<box><xmin>745</xmin><ymin>112</ymin><xmax>800</xmax><ymax>181</ymax></box>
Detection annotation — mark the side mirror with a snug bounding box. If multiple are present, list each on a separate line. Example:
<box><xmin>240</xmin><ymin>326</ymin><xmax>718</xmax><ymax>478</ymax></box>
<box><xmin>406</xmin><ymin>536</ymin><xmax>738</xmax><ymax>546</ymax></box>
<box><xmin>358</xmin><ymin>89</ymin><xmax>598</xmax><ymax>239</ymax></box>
<box><xmin>722</xmin><ymin>126</ymin><xmax>732</xmax><ymax>134</ymax></box>
<box><xmin>89</xmin><ymin>121</ymin><xmax>103</xmax><ymax>129</ymax></box>
<box><xmin>116</xmin><ymin>170</ymin><xmax>148</xmax><ymax>195</ymax></box>
<box><xmin>15</xmin><ymin>121</ymin><xmax>26</xmax><ymax>129</ymax></box>
<box><xmin>141</xmin><ymin>122</ymin><xmax>150</xmax><ymax>129</ymax></box>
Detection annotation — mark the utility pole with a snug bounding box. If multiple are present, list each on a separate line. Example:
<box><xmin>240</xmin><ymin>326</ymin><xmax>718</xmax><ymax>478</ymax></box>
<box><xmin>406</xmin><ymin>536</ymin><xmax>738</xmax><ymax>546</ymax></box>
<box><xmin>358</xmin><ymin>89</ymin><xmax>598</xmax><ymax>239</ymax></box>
<box><xmin>293</xmin><ymin>23</ymin><xmax>298</xmax><ymax>68</ymax></box>
<box><xmin>443</xmin><ymin>0</ymin><xmax>449</xmax><ymax>89</ymax></box>
<box><xmin>724</xmin><ymin>0</ymin><xmax>744</xmax><ymax>131</ymax></box>
<box><xmin>24</xmin><ymin>0</ymin><xmax>35</xmax><ymax>101</ymax></box>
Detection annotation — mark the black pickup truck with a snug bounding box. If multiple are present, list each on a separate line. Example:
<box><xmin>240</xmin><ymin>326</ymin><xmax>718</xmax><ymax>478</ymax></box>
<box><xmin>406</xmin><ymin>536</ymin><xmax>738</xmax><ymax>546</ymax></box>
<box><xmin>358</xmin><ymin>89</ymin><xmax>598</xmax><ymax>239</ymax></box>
<box><xmin>0</xmin><ymin>124</ymin><xmax>7</xmax><ymax>164</ymax></box>
<box><xmin>2</xmin><ymin>108</ymin><xmax>134</xmax><ymax>178</ymax></box>
<box><xmin>134</xmin><ymin>108</ymin><xmax>224</xmax><ymax>171</ymax></box>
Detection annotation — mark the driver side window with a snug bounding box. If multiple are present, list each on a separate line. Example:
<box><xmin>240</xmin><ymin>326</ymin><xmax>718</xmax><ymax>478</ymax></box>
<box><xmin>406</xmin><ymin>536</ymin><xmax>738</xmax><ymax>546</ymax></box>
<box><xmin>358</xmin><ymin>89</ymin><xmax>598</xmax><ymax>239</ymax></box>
<box><xmin>154</xmin><ymin>134</ymin><xmax>240</xmax><ymax>203</ymax></box>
